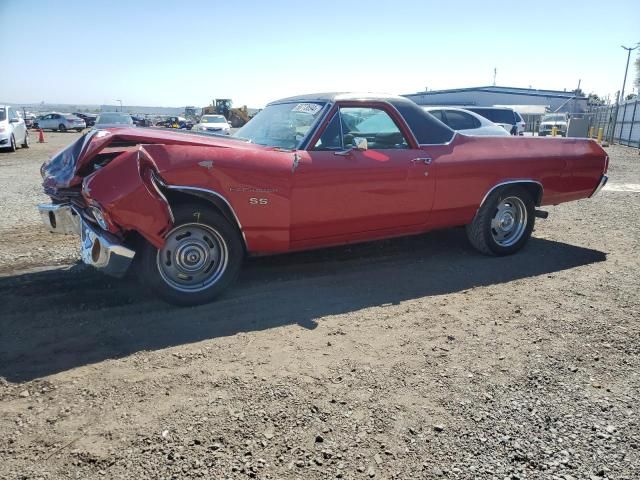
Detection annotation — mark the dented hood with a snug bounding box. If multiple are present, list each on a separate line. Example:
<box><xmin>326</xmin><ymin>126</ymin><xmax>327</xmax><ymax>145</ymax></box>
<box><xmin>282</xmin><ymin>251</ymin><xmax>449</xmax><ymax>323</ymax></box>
<box><xmin>41</xmin><ymin>127</ymin><xmax>254</xmax><ymax>190</ymax></box>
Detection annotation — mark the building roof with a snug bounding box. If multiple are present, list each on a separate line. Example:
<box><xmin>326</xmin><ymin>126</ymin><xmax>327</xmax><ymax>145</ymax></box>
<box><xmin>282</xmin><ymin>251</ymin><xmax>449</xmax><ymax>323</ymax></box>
<box><xmin>404</xmin><ymin>85</ymin><xmax>587</xmax><ymax>100</ymax></box>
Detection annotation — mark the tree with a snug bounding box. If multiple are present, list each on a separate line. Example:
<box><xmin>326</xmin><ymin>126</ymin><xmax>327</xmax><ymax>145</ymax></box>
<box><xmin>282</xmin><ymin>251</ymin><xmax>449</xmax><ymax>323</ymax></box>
<box><xmin>635</xmin><ymin>51</ymin><xmax>640</xmax><ymax>88</ymax></box>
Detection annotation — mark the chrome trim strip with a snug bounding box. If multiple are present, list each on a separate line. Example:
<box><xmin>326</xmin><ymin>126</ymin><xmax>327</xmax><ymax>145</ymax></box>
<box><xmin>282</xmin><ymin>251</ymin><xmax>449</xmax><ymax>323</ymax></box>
<box><xmin>590</xmin><ymin>174</ymin><xmax>608</xmax><ymax>197</ymax></box>
<box><xmin>155</xmin><ymin>180</ymin><xmax>248</xmax><ymax>249</ymax></box>
<box><xmin>478</xmin><ymin>180</ymin><xmax>544</xmax><ymax>210</ymax></box>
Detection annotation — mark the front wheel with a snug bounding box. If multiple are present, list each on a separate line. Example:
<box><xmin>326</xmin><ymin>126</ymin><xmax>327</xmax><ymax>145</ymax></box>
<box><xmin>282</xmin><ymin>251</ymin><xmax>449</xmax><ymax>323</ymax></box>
<box><xmin>137</xmin><ymin>203</ymin><xmax>244</xmax><ymax>306</ymax></box>
<box><xmin>58</xmin><ymin>124</ymin><xmax>67</xmax><ymax>132</ymax></box>
<box><xmin>465</xmin><ymin>186</ymin><xmax>535</xmax><ymax>256</ymax></box>
<box><xmin>22</xmin><ymin>131</ymin><xmax>30</xmax><ymax>148</ymax></box>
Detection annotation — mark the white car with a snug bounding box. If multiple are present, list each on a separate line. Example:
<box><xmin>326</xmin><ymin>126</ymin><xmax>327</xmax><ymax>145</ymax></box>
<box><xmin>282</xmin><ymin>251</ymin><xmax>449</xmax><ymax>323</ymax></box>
<box><xmin>192</xmin><ymin>114</ymin><xmax>231</xmax><ymax>135</ymax></box>
<box><xmin>0</xmin><ymin>105</ymin><xmax>29</xmax><ymax>152</ymax></box>
<box><xmin>36</xmin><ymin>112</ymin><xmax>86</xmax><ymax>132</ymax></box>
<box><xmin>465</xmin><ymin>107</ymin><xmax>525</xmax><ymax>135</ymax></box>
<box><xmin>422</xmin><ymin>107</ymin><xmax>510</xmax><ymax>136</ymax></box>
<box><xmin>538</xmin><ymin>113</ymin><xmax>568</xmax><ymax>137</ymax></box>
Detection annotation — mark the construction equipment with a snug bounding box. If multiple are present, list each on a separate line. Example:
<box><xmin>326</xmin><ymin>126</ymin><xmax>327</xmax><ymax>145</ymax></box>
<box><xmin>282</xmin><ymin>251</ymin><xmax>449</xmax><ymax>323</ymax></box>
<box><xmin>201</xmin><ymin>99</ymin><xmax>250</xmax><ymax>128</ymax></box>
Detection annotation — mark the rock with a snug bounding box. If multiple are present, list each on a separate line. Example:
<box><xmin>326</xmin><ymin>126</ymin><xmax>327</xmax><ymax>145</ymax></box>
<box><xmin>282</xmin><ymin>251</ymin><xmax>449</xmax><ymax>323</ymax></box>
<box><xmin>161</xmin><ymin>430</ymin><xmax>169</xmax><ymax>438</ymax></box>
<box><xmin>315</xmin><ymin>434</ymin><xmax>324</xmax><ymax>443</ymax></box>
<box><xmin>432</xmin><ymin>467</ymin><xmax>444</xmax><ymax>476</ymax></box>
<box><xmin>366</xmin><ymin>466</ymin><xmax>376</xmax><ymax>477</ymax></box>
<box><xmin>19</xmin><ymin>390</ymin><xmax>29</xmax><ymax>398</ymax></box>
<box><xmin>433</xmin><ymin>424</ymin><xmax>445</xmax><ymax>432</ymax></box>
<box><xmin>374</xmin><ymin>453</ymin><xmax>382</xmax><ymax>465</ymax></box>
<box><xmin>605</xmin><ymin>425</ymin><xmax>616</xmax><ymax>434</ymax></box>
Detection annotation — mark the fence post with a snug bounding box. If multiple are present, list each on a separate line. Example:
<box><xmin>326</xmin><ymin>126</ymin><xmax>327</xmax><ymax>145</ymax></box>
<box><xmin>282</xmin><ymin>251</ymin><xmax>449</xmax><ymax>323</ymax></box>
<box><xmin>627</xmin><ymin>99</ymin><xmax>638</xmax><ymax>147</ymax></box>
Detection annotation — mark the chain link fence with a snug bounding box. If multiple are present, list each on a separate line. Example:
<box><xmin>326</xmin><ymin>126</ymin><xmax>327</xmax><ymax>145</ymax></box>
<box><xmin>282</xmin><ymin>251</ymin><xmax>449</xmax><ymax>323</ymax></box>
<box><xmin>588</xmin><ymin>98</ymin><xmax>640</xmax><ymax>148</ymax></box>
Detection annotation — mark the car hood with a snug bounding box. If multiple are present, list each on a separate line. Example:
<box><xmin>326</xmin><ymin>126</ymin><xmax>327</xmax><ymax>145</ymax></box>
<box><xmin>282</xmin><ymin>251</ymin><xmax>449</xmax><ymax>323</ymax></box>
<box><xmin>41</xmin><ymin>127</ymin><xmax>261</xmax><ymax>191</ymax></box>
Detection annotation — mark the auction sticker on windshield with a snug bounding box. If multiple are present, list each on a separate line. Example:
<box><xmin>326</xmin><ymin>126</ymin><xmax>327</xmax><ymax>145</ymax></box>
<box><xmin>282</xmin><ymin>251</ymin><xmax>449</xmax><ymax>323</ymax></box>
<box><xmin>292</xmin><ymin>103</ymin><xmax>322</xmax><ymax>115</ymax></box>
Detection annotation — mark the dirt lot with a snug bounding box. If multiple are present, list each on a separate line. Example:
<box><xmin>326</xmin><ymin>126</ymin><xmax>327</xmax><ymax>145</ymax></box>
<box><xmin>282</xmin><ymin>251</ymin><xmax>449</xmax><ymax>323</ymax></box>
<box><xmin>0</xmin><ymin>133</ymin><xmax>639</xmax><ymax>479</ymax></box>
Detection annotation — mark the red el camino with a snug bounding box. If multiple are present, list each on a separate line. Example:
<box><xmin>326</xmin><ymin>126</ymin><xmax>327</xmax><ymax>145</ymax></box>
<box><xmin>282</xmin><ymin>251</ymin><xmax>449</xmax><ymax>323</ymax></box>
<box><xmin>38</xmin><ymin>93</ymin><xmax>608</xmax><ymax>305</ymax></box>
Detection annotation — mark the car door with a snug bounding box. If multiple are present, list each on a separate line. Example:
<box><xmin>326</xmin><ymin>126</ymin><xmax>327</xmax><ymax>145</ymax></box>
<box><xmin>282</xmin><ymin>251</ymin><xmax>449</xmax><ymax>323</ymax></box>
<box><xmin>290</xmin><ymin>103</ymin><xmax>435</xmax><ymax>243</ymax></box>
<box><xmin>38</xmin><ymin>114</ymin><xmax>52</xmax><ymax>129</ymax></box>
<box><xmin>8</xmin><ymin>108</ymin><xmax>24</xmax><ymax>142</ymax></box>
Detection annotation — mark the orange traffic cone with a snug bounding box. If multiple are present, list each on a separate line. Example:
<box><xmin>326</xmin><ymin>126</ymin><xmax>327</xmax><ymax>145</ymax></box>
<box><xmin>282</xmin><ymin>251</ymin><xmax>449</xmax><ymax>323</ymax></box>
<box><xmin>38</xmin><ymin>128</ymin><xmax>45</xmax><ymax>143</ymax></box>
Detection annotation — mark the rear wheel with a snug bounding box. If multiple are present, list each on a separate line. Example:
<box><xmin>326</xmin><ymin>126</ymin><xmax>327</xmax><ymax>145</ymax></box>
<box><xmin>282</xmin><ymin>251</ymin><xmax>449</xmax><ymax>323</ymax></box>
<box><xmin>138</xmin><ymin>203</ymin><xmax>244</xmax><ymax>306</ymax></box>
<box><xmin>466</xmin><ymin>186</ymin><xmax>535</xmax><ymax>256</ymax></box>
<box><xmin>21</xmin><ymin>131</ymin><xmax>29</xmax><ymax>148</ymax></box>
<box><xmin>58</xmin><ymin>124</ymin><xmax>66</xmax><ymax>132</ymax></box>
<box><xmin>8</xmin><ymin>134</ymin><xmax>16</xmax><ymax>152</ymax></box>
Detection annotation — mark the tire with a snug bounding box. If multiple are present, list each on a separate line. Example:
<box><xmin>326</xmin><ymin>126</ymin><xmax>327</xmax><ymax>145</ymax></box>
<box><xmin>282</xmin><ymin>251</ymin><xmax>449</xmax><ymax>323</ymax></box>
<box><xmin>137</xmin><ymin>203</ymin><xmax>244</xmax><ymax>306</ymax></box>
<box><xmin>465</xmin><ymin>185</ymin><xmax>535</xmax><ymax>256</ymax></box>
<box><xmin>58</xmin><ymin>124</ymin><xmax>67</xmax><ymax>132</ymax></box>
<box><xmin>21</xmin><ymin>131</ymin><xmax>29</xmax><ymax>148</ymax></box>
<box><xmin>8</xmin><ymin>134</ymin><xmax>16</xmax><ymax>152</ymax></box>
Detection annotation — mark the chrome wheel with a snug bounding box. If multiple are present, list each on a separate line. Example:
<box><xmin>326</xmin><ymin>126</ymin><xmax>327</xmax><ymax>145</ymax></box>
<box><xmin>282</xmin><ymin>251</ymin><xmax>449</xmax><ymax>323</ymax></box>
<box><xmin>156</xmin><ymin>223</ymin><xmax>229</xmax><ymax>293</ymax></box>
<box><xmin>490</xmin><ymin>196</ymin><xmax>528</xmax><ymax>247</ymax></box>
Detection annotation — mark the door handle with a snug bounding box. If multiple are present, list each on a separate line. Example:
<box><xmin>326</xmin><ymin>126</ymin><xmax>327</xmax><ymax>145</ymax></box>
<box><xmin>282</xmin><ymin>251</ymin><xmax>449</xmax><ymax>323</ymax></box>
<box><xmin>411</xmin><ymin>157</ymin><xmax>432</xmax><ymax>165</ymax></box>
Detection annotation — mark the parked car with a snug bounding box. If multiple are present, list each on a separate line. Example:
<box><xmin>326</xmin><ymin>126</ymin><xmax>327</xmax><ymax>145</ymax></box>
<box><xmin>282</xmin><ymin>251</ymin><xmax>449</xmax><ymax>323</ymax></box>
<box><xmin>131</xmin><ymin>115</ymin><xmax>152</xmax><ymax>127</ymax></box>
<box><xmin>156</xmin><ymin>116</ymin><xmax>193</xmax><ymax>130</ymax></box>
<box><xmin>24</xmin><ymin>113</ymin><xmax>37</xmax><ymax>128</ymax></box>
<box><xmin>465</xmin><ymin>107</ymin><xmax>524</xmax><ymax>135</ymax></box>
<box><xmin>539</xmin><ymin>113</ymin><xmax>568</xmax><ymax>137</ymax></box>
<box><xmin>94</xmin><ymin>112</ymin><xmax>135</xmax><ymax>129</ymax></box>
<box><xmin>73</xmin><ymin>112</ymin><xmax>97</xmax><ymax>127</ymax></box>
<box><xmin>191</xmin><ymin>114</ymin><xmax>231</xmax><ymax>135</ymax></box>
<box><xmin>0</xmin><ymin>105</ymin><xmax>29</xmax><ymax>151</ymax></box>
<box><xmin>35</xmin><ymin>113</ymin><xmax>86</xmax><ymax>132</ymax></box>
<box><xmin>422</xmin><ymin>107</ymin><xmax>509</xmax><ymax>136</ymax></box>
<box><xmin>38</xmin><ymin>93</ymin><xmax>608</xmax><ymax>306</ymax></box>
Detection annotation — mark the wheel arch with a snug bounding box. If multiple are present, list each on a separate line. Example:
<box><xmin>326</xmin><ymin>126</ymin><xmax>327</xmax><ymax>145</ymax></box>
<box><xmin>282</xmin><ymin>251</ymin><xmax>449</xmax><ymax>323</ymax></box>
<box><xmin>479</xmin><ymin>180</ymin><xmax>543</xmax><ymax>210</ymax></box>
<box><xmin>152</xmin><ymin>179</ymin><xmax>248</xmax><ymax>252</ymax></box>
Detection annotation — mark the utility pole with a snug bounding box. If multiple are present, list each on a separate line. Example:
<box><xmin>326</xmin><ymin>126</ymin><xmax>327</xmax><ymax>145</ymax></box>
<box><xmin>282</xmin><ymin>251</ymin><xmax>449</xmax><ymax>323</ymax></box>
<box><xmin>493</xmin><ymin>68</ymin><xmax>497</xmax><ymax>86</ymax></box>
<box><xmin>115</xmin><ymin>99</ymin><xmax>123</xmax><ymax>112</ymax></box>
<box><xmin>620</xmin><ymin>45</ymin><xmax>638</xmax><ymax>104</ymax></box>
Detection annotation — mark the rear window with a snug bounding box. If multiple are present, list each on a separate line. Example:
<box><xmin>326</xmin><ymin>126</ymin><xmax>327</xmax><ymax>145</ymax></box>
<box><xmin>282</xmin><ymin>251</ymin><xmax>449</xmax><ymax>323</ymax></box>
<box><xmin>468</xmin><ymin>108</ymin><xmax>515</xmax><ymax>124</ymax></box>
<box><xmin>96</xmin><ymin>113</ymin><xmax>133</xmax><ymax>125</ymax></box>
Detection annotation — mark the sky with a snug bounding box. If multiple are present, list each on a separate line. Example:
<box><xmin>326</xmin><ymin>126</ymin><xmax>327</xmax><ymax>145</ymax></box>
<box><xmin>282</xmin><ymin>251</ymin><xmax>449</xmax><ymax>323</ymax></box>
<box><xmin>1</xmin><ymin>0</ymin><xmax>638</xmax><ymax>108</ymax></box>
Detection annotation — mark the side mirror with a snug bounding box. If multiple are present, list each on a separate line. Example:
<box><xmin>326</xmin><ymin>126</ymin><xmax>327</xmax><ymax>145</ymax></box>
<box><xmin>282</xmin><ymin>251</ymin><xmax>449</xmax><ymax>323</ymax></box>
<box><xmin>353</xmin><ymin>137</ymin><xmax>368</xmax><ymax>151</ymax></box>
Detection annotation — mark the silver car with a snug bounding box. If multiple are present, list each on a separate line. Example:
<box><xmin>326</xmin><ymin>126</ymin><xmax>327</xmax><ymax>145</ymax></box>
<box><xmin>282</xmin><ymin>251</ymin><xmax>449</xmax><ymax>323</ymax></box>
<box><xmin>36</xmin><ymin>113</ymin><xmax>86</xmax><ymax>132</ymax></box>
<box><xmin>94</xmin><ymin>112</ymin><xmax>135</xmax><ymax>129</ymax></box>
<box><xmin>0</xmin><ymin>105</ymin><xmax>29</xmax><ymax>152</ymax></box>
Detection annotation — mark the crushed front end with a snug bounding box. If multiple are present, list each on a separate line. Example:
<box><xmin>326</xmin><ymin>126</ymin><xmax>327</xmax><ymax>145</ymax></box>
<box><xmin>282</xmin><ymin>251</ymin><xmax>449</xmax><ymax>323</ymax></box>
<box><xmin>37</xmin><ymin>129</ymin><xmax>172</xmax><ymax>277</ymax></box>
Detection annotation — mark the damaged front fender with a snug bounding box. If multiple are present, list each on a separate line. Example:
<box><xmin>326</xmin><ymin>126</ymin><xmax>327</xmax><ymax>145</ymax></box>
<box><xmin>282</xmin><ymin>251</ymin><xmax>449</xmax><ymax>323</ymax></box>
<box><xmin>82</xmin><ymin>146</ymin><xmax>173</xmax><ymax>248</ymax></box>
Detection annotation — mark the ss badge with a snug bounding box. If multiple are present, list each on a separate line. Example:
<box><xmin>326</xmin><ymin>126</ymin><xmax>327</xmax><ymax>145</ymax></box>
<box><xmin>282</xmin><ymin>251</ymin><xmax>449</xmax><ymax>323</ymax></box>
<box><xmin>249</xmin><ymin>197</ymin><xmax>268</xmax><ymax>205</ymax></box>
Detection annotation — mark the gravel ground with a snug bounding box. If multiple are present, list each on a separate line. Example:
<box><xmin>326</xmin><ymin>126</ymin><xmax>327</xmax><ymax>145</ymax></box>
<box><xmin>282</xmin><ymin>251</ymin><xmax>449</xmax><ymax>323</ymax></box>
<box><xmin>0</xmin><ymin>135</ymin><xmax>639</xmax><ymax>479</ymax></box>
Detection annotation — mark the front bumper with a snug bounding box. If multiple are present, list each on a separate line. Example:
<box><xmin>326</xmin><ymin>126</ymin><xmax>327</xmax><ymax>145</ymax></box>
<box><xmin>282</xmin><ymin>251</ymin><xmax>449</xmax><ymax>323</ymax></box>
<box><xmin>590</xmin><ymin>174</ymin><xmax>608</xmax><ymax>197</ymax></box>
<box><xmin>37</xmin><ymin>203</ymin><xmax>135</xmax><ymax>277</ymax></box>
<box><xmin>38</xmin><ymin>203</ymin><xmax>81</xmax><ymax>234</ymax></box>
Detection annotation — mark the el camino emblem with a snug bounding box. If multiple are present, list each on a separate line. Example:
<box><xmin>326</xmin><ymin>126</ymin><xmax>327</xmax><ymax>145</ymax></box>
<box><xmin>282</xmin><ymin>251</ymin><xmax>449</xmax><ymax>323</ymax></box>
<box><xmin>198</xmin><ymin>160</ymin><xmax>214</xmax><ymax>169</ymax></box>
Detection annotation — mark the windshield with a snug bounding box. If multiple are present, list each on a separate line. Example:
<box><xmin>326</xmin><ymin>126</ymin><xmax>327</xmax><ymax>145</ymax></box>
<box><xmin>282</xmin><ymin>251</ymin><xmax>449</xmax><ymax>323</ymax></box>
<box><xmin>542</xmin><ymin>114</ymin><xmax>566</xmax><ymax>122</ymax></box>
<box><xmin>96</xmin><ymin>113</ymin><xmax>133</xmax><ymax>125</ymax></box>
<box><xmin>201</xmin><ymin>115</ymin><xmax>226</xmax><ymax>124</ymax></box>
<box><xmin>234</xmin><ymin>102</ymin><xmax>326</xmax><ymax>149</ymax></box>
<box><xmin>0</xmin><ymin>108</ymin><xmax>6</xmax><ymax>121</ymax></box>
<box><xmin>468</xmin><ymin>108</ymin><xmax>515</xmax><ymax>124</ymax></box>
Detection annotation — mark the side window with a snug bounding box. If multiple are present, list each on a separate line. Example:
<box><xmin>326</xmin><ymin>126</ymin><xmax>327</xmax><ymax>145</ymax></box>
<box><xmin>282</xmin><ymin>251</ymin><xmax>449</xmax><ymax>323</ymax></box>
<box><xmin>8</xmin><ymin>108</ymin><xmax>17</xmax><ymax>120</ymax></box>
<box><xmin>340</xmin><ymin>107</ymin><xmax>409</xmax><ymax>149</ymax></box>
<box><xmin>445</xmin><ymin>110</ymin><xmax>480</xmax><ymax>130</ymax></box>
<box><xmin>428</xmin><ymin>110</ymin><xmax>445</xmax><ymax>122</ymax></box>
<box><xmin>313</xmin><ymin>112</ymin><xmax>342</xmax><ymax>150</ymax></box>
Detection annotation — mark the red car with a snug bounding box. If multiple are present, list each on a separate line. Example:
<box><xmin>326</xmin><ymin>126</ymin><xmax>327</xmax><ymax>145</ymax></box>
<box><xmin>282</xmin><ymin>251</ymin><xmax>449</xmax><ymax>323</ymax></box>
<box><xmin>38</xmin><ymin>93</ymin><xmax>608</xmax><ymax>305</ymax></box>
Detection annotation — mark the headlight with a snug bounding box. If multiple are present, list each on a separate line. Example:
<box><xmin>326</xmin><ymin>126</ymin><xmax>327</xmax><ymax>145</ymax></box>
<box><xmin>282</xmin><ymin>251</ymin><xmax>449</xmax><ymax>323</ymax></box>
<box><xmin>90</xmin><ymin>206</ymin><xmax>109</xmax><ymax>230</ymax></box>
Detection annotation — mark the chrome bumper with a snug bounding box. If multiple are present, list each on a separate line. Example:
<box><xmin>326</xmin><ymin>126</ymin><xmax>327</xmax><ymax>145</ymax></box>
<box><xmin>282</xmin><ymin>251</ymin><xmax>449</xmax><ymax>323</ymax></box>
<box><xmin>37</xmin><ymin>203</ymin><xmax>135</xmax><ymax>277</ymax></box>
<box><xmin>37</xmin><ymin>203</ymin><xmax>81</xmax><ymax>235</ymax></box>
<box><xmin>80</xmin><ymin>220</ymin><xmax>135</xmax><ymax>278</ymax></box>
<box><xmin>590</xmin><ymin>174</ymin><xmax>608</xmax><ymax>197</ymax></box>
